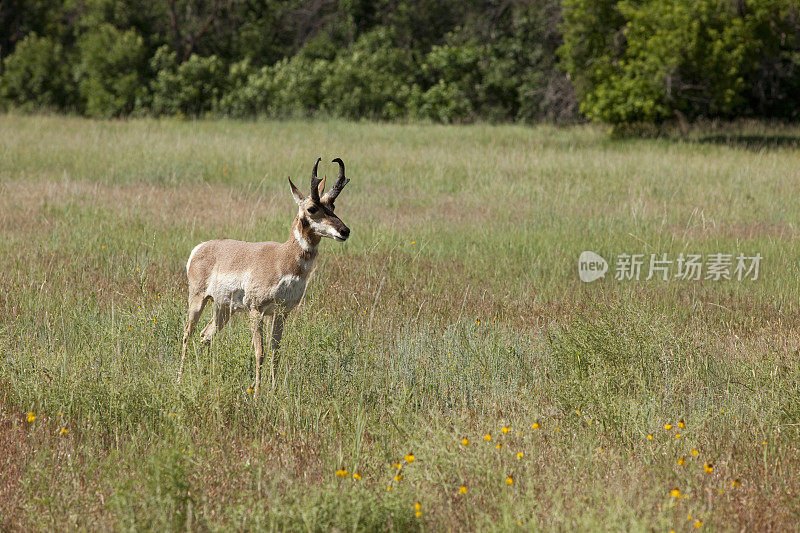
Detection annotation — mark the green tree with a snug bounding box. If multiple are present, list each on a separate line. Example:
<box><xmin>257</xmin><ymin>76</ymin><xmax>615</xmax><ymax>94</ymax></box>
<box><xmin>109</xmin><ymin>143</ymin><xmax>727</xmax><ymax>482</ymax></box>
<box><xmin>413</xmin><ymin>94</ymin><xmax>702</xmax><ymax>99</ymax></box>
<box><xmin>75</xmin><ymin>24</ymin><xmax>147</xmax><ymax>117</ymax></box>
<box><xmin>149</xmin><ymin>45</ymin><xmax>226</xmax><ymax>116</ymax></box>
<box><xmin>560</xmin><ymin>0</ymin><xmax>800</xmax><ymax>124</ymax></box>
<box><xmin>320</xmin><ymin>29</ymin><xmax>415</xmax><ymax>120</ymax></box>
<box><xmin>0</xmin><ymin>32</ymin><xmax>75</xmax><ymax>111</ymax></box>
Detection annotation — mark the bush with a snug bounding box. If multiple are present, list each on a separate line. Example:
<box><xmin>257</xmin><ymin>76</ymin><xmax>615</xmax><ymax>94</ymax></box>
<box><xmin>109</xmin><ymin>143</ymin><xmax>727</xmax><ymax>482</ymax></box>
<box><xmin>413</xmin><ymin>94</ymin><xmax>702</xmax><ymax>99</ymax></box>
<box><xmin>415</xmin><ymin>43</ymin><xmax>483</xmax><ymax>122</ymax></box>
<box><xmin>269</xmin><ymin>56</ymin><xmax>330</xmax><ymax>117</ymax></box>
<box><xmin>74</xmin><ymin>24</ymin><xmax>147</xmax><ymax>118</ymax></box>
<box><xmin>222</xmin><ymin>29</ymin><xmax>417</xmax><ymax>121</ymax></box>
<box><xmin>319</xmin><ymin>29</ymin><xmax>416</xmax><ymax>120</ymax></box>
<box><xmin>411</xmin><ymin>79</ymin><xmax>473</xmax><ymax>123</ymax></box>
<box><xmin>216</xmin><ymin>55</ymin><xmax>332</xmax><ymax>119</ymax></box>
<box><xmin>215</xmin><ymin>59</ymin><xmax>262</xmax><ymax>118</ymax></box>
<box><xmin>560</xmin><ymin>0</ymin><xmax>800</xmax><ymax>124</ymax></box>
<box><xmin>0</xmin><ymin>33</ymin><xmax>75</xmax><ymax>111</ymax></box>
<box><xmin>149</xmin><ymin>46</ymin><xmax>226</xmax><ymax>117</ymax></box>
<box><xmin>414</xmin><ymin>0</ymin><xmax>578</xmax><ymax>124</ymax></box>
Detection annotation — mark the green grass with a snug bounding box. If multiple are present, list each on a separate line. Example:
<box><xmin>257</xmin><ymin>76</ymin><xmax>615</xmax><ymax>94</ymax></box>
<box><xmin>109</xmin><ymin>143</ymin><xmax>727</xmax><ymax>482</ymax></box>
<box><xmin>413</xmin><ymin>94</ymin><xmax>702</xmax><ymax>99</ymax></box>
<box><xmin>1</xmin><ymin>114</ymin><xmax>799</xmax><ymax>531</ymax></box>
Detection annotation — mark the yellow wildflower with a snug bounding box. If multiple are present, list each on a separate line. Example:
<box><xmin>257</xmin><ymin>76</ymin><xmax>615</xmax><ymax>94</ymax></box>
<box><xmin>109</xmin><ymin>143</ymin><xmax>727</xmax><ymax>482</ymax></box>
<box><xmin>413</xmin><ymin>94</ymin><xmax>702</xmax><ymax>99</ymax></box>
<box><xmin>60</xmin><ymin>428</ymin><xmax>68</xmax><ymax>435</ymax></box>
<box><xmin>393</xmin><ymin>462</ymin><xmax>402</xmax><ymax>470</ymax></box>
<box><xmin>353</xmin><ymin>473</ymin><xmax>361</xmax><ymax>480</ymax></box>
<box><xmin>459</xmin><ymin>485</ymin><xmax>467</xmax><ymax>494</ymax></box>
<box><xmin>691</xmin><ymin>449</ymin><xmax>699</xmax><ymax>457</ymax></box>
<box><xmin>496</xmin><ymin>444</ymin><xmax>503</xmax><ymax>450</ymax></box>
<box><xmin>678</xmin><ymin>457</ymin><xmax>686</xmax><ymax>466</ymax></box>
<box><xmin>694</xmin><ymin>520</ymin><xmax>703</xmax><ymax>528</ymax></box>
<box><xmin>404</xmin><ymin>454</ymin><xmax>415</xmax><ymax>463</ymax></box>
<box><xmin>531</xmin><ymin>422</ymin><xmax>540</xmax><ymax>430</ymax></box>
<box><xmin>675</xmin><ymin>433</ymin><xmax>682</xmax><ymax>439</ymax></box>
<box><xmin>483</xmin><ymin>433</ymin><xmax>491</xmax><ymax>442</ymax></box>
<box><xmin>462</xmin><ymin>438</ymin><xmax>470</xmax><ymax>446</ymax></box>
<box><xmin>678</xmin><ymin>420</ymin><xmax>686</xmax><ymax>429</ymax></box>
<box><xmin>731</xmin><ymin>480</ymin><xmax>739</xmax><ymax>488</ymax></box>
<box><xmin>501</xmin><ymin>426</ymin><xmax>510</xmax><ymax>434</ymax></box>
<box><xmin>27</xmin><ymin>412</ymin><xmax>35</xmax><ymax>423</ymax></box>
<box><xmin>394</xmin><ymin>474</ymin><xmax>402</xmax><ymax>481</ymax></box>
<box><xmin>335</xmin><ymin>469</ymin><xmax>348</xmax><ymax>477</ymax></box>
<box><xmin>414</xmin><ymin>502</ymin><xmax>421</xmax><ymax>511</ymax></box>
<box><xmin>516</xmin><ymin>451</ymin><xmax>524</xmax><ymax>459</ymax></box>
<box><xmin>703</xmin><ymin>463</ymin><xmax>713</xmax><ymax>474</ymax></box>
<box><xmin>647</xmin><ymin>434</ymin><xmax>654</xmax><ymax>441</ymax></box>
<box><xmin>664</xmin><ymin>424</ymin><xmax>673</xmax><ymax>430</ymax></box>
<box><xmin>670</xmin><ymin>488</ymin><xmax>682</xmax><ymax>499</ymax></box>
<box><xmin>506</xmin><ymin>476</ymin><xmax>514</xmax><ymax>485</ymax></box>
<box><xmin>415</xmin><ymin>511</ymin><xmax>422</xmax><ymax>518</ymax></box>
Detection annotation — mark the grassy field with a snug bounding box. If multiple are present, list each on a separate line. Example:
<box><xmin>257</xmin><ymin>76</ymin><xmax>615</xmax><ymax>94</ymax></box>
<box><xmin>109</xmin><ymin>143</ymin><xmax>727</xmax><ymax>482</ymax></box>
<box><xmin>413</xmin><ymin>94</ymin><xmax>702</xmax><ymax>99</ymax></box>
<box><xmin>1</xmin><ymin>114</ymin><xmax>799</xmax><ymax>531</ymax></box>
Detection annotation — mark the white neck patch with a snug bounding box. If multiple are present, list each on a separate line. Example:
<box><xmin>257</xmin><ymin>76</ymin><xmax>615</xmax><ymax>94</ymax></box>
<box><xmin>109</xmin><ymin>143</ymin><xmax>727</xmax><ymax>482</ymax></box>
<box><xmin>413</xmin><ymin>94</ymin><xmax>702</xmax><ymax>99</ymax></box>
<box><xmin>293</xmin><ymin>226</ymin><xmax>313</xmax><ymax>253</ymax></box>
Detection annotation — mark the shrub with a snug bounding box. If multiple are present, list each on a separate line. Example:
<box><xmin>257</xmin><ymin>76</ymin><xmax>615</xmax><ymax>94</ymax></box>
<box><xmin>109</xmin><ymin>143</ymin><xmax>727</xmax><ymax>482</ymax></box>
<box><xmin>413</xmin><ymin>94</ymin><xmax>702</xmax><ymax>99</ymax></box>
<box><xmin>215</xmin><ymin>59</ymin><xmax>263</xmax><ymax>118</ymax></box>
<box><xmin>0</xmin><ymin>33</ymin><xmax>75</xmax><ymax>111</ymax></box>
<box><xmin>415</xmin><ymin>0</ymin><xmax>579</xmax><ymax>124</ymax></box>
<box><xmin>269</xmin><ymin>56</ymin><xmax>330</xmax><ymax>117</ymax></box>
<box><xmin>319</xmin><ymin>29</ymin><xmax>416</xmax><ymax>120</ymax></box>
<box><xmin>416</xmin><ymin>42</ymin><xmax>483</xmax><ymax>122</ymax></box>
<box><xmin>411</xmin><ymin>79</ymin><xmax>473</xmax><ymax>123</ymax></box>
<box><xmin>74</xmin><ymin>24</ymin><xmax>147</xmax><ymax>118</ymax></box>
<box><xmin>216</xmin><ymin>55</ymin><xmax>331</xmax><ymax>119</ymax></box>
<box><xmin>149</xmin><ymin>46</ymin><xmax>226</xmax><ymax>117</ymax></box>
<box><xmin>560</xmin><ymin>0</ymin><xmax>800</xmax><ymax>124</ymax></box>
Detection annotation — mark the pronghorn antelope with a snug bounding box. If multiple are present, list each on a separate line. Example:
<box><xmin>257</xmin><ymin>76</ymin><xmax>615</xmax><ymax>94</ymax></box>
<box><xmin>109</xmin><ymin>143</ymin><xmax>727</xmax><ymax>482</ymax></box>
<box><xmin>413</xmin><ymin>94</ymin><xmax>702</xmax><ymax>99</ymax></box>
<box><xmin>178</xmin><ymin>157</ymin><xmax>351</xmax><ymax>395</ymax></box>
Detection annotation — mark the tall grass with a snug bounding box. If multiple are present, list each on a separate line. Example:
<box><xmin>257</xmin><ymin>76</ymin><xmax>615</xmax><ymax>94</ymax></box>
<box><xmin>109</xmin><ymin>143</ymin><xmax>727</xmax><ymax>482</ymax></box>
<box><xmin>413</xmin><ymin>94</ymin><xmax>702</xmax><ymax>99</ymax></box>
<box><xmin>1</xmin><ymin>114</ymin><xmax>799</xmax><ymax>530</ymax></box>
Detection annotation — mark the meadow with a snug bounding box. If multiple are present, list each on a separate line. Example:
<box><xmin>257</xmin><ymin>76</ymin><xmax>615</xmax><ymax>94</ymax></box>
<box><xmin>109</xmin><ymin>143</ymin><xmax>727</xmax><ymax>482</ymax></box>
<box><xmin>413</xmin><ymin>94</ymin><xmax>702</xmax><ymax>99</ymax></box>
<box><xmin>1</xmin><ymin>114</ymin><xmax>799</xmax><ymax>531</ymax></box>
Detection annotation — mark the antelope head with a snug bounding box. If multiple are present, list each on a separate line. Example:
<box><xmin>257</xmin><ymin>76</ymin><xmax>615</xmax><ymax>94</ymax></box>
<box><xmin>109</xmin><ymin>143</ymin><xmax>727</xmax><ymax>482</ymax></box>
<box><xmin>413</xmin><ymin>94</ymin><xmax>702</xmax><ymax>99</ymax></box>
<box><xmin>288</xmin><ymin>157</ymin><xmax>351</xmax><ymax>242</ymax></box>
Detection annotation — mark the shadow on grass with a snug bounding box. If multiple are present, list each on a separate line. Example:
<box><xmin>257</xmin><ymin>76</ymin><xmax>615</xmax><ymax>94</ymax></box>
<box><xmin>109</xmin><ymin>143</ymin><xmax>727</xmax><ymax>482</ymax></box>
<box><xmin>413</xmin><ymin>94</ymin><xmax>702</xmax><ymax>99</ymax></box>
<box><xmin>693</xmin><ymin>134</ymin><xmax>800</xmax><ymax>151</ymax></box>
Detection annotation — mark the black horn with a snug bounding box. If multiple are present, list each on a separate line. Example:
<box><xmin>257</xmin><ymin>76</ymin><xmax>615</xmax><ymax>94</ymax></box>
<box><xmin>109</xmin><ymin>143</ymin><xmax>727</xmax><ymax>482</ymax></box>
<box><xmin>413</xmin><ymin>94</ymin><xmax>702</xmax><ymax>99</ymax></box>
<box><xmin>309</xmin><ymin>157</ymin><xmax>322</xmax><ymax>202</ymax></box>
<box><xmin>322</xmin><ymin>157</ymin><xmax>350</xmax><ymax>203</ymax></box>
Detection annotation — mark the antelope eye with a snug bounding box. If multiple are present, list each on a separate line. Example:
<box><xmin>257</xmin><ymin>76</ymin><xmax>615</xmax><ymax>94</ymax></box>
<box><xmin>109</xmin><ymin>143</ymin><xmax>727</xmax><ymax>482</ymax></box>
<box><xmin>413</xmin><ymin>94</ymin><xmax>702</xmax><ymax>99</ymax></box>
<box><xmin>307</xmin><ymin>205</ymin><xmax>319</xmax><ymax>215</ymax></box>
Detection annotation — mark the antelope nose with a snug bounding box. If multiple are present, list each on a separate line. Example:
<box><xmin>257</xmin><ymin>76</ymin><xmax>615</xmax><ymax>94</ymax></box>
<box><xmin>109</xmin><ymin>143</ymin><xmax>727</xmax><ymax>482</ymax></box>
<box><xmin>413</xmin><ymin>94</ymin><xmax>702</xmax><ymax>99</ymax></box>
<box><xmin>340</xmin><ymin>227</ymin><xmax>350</xmax><ymax>239</ymax></box>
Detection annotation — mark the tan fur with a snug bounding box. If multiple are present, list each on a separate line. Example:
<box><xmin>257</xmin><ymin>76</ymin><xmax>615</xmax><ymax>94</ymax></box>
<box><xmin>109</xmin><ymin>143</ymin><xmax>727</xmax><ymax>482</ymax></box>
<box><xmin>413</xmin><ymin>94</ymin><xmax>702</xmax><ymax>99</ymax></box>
<box><xmin>177</xmin><ymin>159</ymin><xmax>350</xmax><ymax>395</ymax></box>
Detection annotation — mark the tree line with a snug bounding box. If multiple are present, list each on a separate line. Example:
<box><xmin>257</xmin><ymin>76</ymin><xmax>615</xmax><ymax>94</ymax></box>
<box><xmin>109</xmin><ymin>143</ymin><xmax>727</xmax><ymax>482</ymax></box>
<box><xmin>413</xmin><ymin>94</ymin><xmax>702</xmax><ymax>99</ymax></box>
<box><xmin>1</xmin><ymin>0</ymin><xmax>798</xmax><ymax>125</ymax></box>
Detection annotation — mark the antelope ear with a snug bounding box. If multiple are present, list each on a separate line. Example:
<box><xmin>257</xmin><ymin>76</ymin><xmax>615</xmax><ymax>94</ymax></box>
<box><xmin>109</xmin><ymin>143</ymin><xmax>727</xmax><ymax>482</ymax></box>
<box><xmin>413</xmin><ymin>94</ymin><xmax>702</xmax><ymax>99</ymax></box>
<box><xmin>317</xmin><ymin>175</ymin><xmax>326</xmax><ymax>197</ymax></box>
<box><xmin>288</xmin><ymin>177</ymin><xmax>305</xmax><ymax>206</ymax></box>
